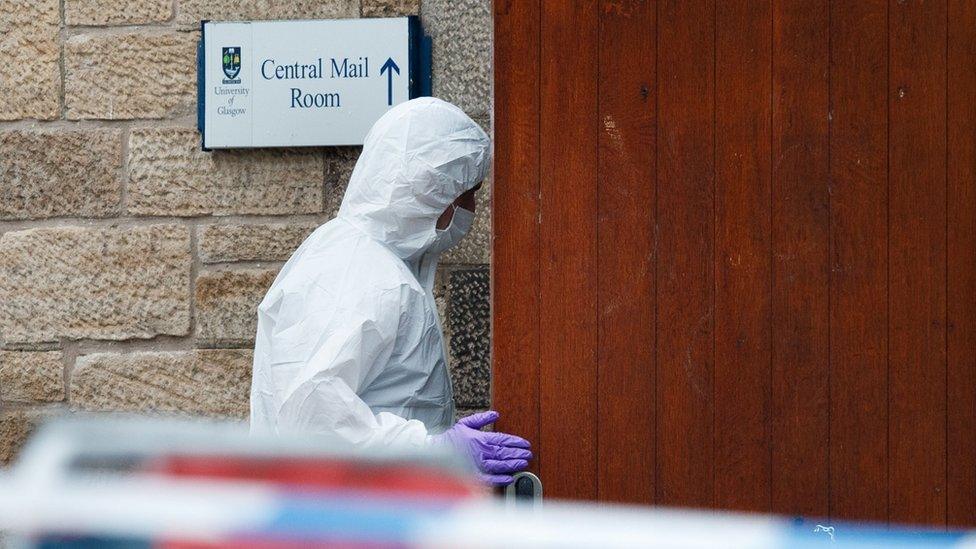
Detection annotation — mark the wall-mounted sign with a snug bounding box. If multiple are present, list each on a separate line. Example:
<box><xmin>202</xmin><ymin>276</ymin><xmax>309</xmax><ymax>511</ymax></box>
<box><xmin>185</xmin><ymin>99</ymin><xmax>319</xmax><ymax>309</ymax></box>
<box><xmin>198</xmin><ymin>17</ymin><xmax>431</xmax><ymax>149</ymax></box>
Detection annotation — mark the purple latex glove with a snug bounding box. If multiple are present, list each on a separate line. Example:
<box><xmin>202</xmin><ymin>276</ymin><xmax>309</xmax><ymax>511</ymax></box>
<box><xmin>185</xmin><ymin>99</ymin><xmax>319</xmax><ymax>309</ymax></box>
<box><xmin>432</xmin><ymin>410</ymin><xmax>532</xmax><ymax>486</ymax></box>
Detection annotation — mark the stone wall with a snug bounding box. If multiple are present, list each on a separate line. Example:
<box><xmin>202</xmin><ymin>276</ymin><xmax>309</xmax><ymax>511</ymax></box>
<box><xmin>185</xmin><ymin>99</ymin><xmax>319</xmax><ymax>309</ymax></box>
<box><xmin>0</xmin><ymin>0</ymin><xmax>491</xmax><ymax>465</ymax></box>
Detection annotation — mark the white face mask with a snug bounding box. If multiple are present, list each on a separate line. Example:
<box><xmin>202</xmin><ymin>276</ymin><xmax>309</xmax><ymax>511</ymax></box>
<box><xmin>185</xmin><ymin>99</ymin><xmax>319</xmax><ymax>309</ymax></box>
<box><xmin>428</xmin><ymin>205</ymin><xmax>475</xmax><ymax>255</ymax></box>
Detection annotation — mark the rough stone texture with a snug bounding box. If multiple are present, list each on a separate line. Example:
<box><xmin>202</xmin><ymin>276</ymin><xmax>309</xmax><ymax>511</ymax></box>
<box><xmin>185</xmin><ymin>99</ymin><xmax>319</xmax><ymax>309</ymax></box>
<box><xmin>0</xmin><ymin>130</ymin><xmax>122</xmax><ymax>220</ymax></box>
<box><xmin>0</xmin><ymin>409</ymin><xmax>50</xmax><ymax>465</ymax></box>
<box><xmin>362</xmin><ymin>0</ymin><xmax>420</xmax><ymax>16</ymax></box>
<box><xmin>177</xmin><ymin>0</ymin><xmax>358</xmax><ymax>27</ymax></box>
<box><xmin>128</xmin><ymin>127</ymin><xmax>324</xmax><ymax>216</ymax></box>
<box><xmin>199</xmin><ymin>222</ymin><xmax>318</xmax><ymax>264</ymax></box>
<box><xmin>0</xmin><ymin>0</ymin><xmax>60</xmax><ymax>120</ymax></box>
<box><xmin>433</xmin><ymin>268</ymin><xmax>450</xmax><ymax>338</ymax></box>
<box><xmin>67</xmin><ymin>0</ymin><xmax>172</xmax><ymax>25</ymax></box>
<box><xmin>421</xmin><ymin>0</ymin><xmax>491</xmax><ymax>117</ymax></box>
<box><xmin>71</xmin><ymin>350</ymin><xmax>252</xmax><ymax>419</ymax></box>
<box><xmin>196</xmin><ymin>269</ymin><xmax>277</xmax><ymax>347</ymax></box>
<box><xmin>325</xmin><ymin>146</ymin><xmax>360</xmax><ymax>218</ymax></box>
<box><xmin>65</xmin><ymin>32</ymin><xmax>196</xmax><ymax>120</ymax></box>
<box><xmin>0</xmin><ymin>225</ymin><xmax>191</xmax><ymax>344</ymax></box>
<box><xmin>447</xmin><ymin>266</ymin><xmax>490</xmax><ymax>407</ymax></box>
<box><xmin>0</xmin><ymin>351</ymin><xmax>64</xmax><ymax>403</ymax></box>
<box><xmin>454</xmin><ymin>407</ymin><xmax>489</xmax><ymax>424</ymax></box>
<box><xmin>442</xmin><ymin>178</ymin><xmax>491</xmax><ymax>265</ymax></box>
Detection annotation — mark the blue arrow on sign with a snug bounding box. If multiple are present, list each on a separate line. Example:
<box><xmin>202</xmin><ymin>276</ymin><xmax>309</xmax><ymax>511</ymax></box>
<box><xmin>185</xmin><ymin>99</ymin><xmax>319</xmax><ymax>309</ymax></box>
<box><xmin>380</xmin><ymin>57</ymin><xmax>400</xmax><ymax>106</ymax></box>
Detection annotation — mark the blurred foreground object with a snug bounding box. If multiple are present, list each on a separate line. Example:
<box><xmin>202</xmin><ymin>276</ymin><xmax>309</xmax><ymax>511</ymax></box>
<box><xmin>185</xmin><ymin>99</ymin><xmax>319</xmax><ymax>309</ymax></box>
<box><xmin>0</xmin><ymin>416</ymin><xmax>974</xmax><ymax>548</ymax></box>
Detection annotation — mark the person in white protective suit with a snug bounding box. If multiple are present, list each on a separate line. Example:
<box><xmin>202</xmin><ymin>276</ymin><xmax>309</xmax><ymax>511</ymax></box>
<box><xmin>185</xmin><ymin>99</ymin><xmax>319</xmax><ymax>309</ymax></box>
<box><xmin>250</xmin><ymin>97</ymin><xmax>532</xmax><ymax>486</ymax></box>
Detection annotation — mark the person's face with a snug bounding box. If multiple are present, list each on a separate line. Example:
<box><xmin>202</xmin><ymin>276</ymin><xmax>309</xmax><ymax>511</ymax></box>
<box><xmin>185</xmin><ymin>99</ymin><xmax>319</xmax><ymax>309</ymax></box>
<box><xmin>436</xmin><ymin>182</ymin><xmax>482</xmax><ymax>230</ymax></box>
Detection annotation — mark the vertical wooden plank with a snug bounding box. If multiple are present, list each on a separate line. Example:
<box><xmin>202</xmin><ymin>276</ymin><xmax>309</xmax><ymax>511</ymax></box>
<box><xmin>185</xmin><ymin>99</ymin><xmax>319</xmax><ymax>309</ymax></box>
<box><xmin>491</xmin><ymin>0</ymin><xmax>541</xmax><ymax>469</ymax></box>
<box><xmin>713</xmin><ymin>0</ymin><xmax>772</xmax><ymax>513</ymax></box>
<box><xmin>597</xmin><ymin>0</ymin><xmax>656</xmax><ymax>504</ymax></box>
<box><xmin>829</xmin><ymin>0</ymin><xmax>889</xmax><ymax>523</ymax></box>
<box><xmin>947</xmin><ymin>0</ymin><xmax>976</xmax><ymax>528</ymax></box>
<box><xmin>656</xmin><ymin>0</ymin><xmax>715</xmax><ymax>508</ymax></box>
<box><xmin>770</xmin><ymin>0</ymin><xmax>830</xmax><ymax>518</ymax></box>
<box><xmin>887</xmin><ymin>0</ymin><xmax>947</xmax><ymax>526</ymax></box>
<box><xmin>539</xmin><ymin>0</ymin><xmax>599</xmax><ymax>500</ymax></box>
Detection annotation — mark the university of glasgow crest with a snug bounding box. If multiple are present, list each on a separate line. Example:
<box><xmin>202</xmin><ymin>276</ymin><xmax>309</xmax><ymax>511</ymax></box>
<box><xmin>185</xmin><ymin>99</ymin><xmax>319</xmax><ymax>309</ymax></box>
<box><xmin>222</xmin><ymin>46</ymin><xmax>241</xmax><ymax>83</ymax></box>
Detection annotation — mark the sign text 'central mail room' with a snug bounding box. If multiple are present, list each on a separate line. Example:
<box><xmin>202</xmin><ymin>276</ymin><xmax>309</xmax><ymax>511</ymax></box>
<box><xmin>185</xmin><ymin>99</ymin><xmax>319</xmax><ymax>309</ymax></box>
<box><xmin>199</xmin><ymin>17</ymin><xmax>431</xmax><ymax>149</ymax></box>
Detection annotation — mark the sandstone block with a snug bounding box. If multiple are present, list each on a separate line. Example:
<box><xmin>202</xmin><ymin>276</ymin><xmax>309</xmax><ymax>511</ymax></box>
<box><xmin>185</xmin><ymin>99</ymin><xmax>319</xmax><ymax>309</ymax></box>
<box><xmin>0</xmin><ymin>129</ymin><xmax>122</xmax><ymax>220</ymax></box>
<box><xmin>65</xmin><ymin>32</ymin><xmax>196</xmax><ymax>119</ymax></box>
<box><xmin>71</xmin><ymin>350</ymin><xmax>252</xmax><ymax>419</ymax></box>
<box><xmin>0</xmin><ymin>351</ymin><xmax>64</xmax><ymax>403</ymax></box>
<box><xmin>67</xmin><ymin>0</ymin><xmax>172</xmax><ymax>25</ymax></box>
<box><xmin>362</xmin><ymin>0</ymin><xmax>420</xmax><ymax>16</ymax></box>
<box><xmin>177</xmin><ymin>0</ymin><xmax>357</xmax><ymax>27</ymax></box>
<box><xmin>0</xmin><ymin>2</ymin><xmax>58</xmax><ymax>35</ymax></box>
<box><xmin>199</xmin><ymin>222</ymin><xmax>318</xmax><ymax>263</ymax></box>
<box><xmin>447</xmin><ymin>266</ymin><xmax>490</xmax><ymax>407</ymax></box>
<box><xmin>421</xmin><ymin>0</ymin><xmax>491</xmax><ymax>117</ymax></box>
<box><xmin>0</xmin><ymin>409</ymin><xmax>51</xmax><ymax>465</ymax></box>
<box><xmin>324</xmin><ymin>146</ymin><xmax>361</xmax><ymax>219</ymax></box>
<box><xmin>128</xmin><ymin>127</ymin><xmax>323</xmax><ymax>216</ymax></box>
<box><xmin>196</xmin><ymin>269</ymin><xmax>277</xmax><ymax>347</ymax></box>
<box><xmin>0</xmin><ymin>225</ymin><xmax>191</xmax><ymax>344</ymax></box>
<box><xmin>0</xmin><ymin>0</ymin><xmax>60</xmax><ymax>120</ymax></box>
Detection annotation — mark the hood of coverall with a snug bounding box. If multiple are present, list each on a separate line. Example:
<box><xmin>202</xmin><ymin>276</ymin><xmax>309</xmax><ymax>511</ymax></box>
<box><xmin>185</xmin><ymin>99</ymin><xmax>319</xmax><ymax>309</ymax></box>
<box><xmin>337</xmin><ymin>97</ymin><xmax>491</xmax><ymax>260</ymax></box>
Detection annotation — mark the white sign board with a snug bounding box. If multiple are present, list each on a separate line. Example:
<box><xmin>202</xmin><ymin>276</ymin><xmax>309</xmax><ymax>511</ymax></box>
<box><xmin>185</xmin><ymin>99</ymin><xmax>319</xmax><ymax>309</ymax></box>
<box><xmin>198</xmin><ymin>18</ymin><xmax>430</xmax><ymax>149</ymax></box>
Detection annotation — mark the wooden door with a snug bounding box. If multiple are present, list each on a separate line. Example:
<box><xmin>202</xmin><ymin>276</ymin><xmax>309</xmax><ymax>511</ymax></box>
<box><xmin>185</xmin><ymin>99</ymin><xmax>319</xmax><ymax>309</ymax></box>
<box><xmin>492</xmin><ymin>0</ymin><xmax>976</xmax><ymax>528</ymax></box>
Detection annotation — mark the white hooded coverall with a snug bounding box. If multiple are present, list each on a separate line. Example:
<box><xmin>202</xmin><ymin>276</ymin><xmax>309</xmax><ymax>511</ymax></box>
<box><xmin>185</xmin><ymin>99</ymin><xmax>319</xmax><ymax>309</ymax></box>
<box><xmin>249</xmin><ymin>97</ymin><xmax>491</xmax><ymax>448</ymax></box>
